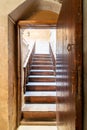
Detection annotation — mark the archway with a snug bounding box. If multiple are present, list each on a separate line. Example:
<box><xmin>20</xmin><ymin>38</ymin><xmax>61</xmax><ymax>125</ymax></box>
<box><xmin>8</xmin><ymin>1</ymin><xmax>61</xmax><ymax>130</ymax></box>
<box><xmin>18</xmin><ymin>10</ymin><xmax>59</xmax><ymax>125</ymax></box>
<box><xmin>8</xmin><ymin>0</ymin><xmax>82</xmax><ymax>130</ymax></box>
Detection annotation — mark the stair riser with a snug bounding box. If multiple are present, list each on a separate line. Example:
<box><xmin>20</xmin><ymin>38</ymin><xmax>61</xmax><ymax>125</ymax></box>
<box><xmin>56</xmin><ymin>78</ymin><xmax>69</xmax><ymax>82</ymax></box>
<box><xmin>57</xmin><ymin>111</ymin><xmax>73</xmax><ymax>122</ymax></box>
<box><xmin>25</xmin><ymin>96</ymin><xmax>56</xmax><ymax>103</ymax></box>
<box><xmin>56</xmin><ymin>67</ymin><xmax>68</xmax><ymax>69</ymax></box>
<box><xmin>56</xmin><ymin>87</ymin><xmax>70</xmax><ymax>91</ymax></box>
<box><xmin>22</xmin><ymin>111</ymin><xmax>56</xmax><ymax>120</ymax></box>
<box><xmin>31</xmin><ymin>66</ymin><xmax>55</xmax><ymax>70</ymax></box>
<box><xmin>28</xmin><ymin>78</ymin><xmax>56</xmax><ymax>82</ymax></box>
<box><xmin>20</xmin><ymin>120</ymin><xmax>56</xmax><ymax>125</ymax></box>
<box><xmin>26</xmin><ymin>86</ymin><xmax>56</xmax><ymax>91</ymax></box>
<box><xmin>32</xmin><ymin>62</ymin><xmax>53</xmax><ymax>65</ymax></box>
<box><xmin>33</xmin><ymin>54</ymin><xmax>51</xmax><ymax>57</ymax></box>
<box><xmin>32</xmin><ymin>58</ymin><xmax>52</xmax><ymax>61</ymax></box>
<box><xmin>33</xmin><ymin>56</ymin><xmax>51</xmax><ymax>58</ymax></box>
<box><xmin>56</xmin><ymin>97</ymin><xmax>70</xmax><ymax>103</ymax></box>
<box><xmin>30</xmin><ymin>72</ymin><xmax>55</xmax><ymax>75</ymax></box>
<box><xmin>56</xmin><ymin>72</ymin><xmax>68</xmax><ymax>75</ymax></box>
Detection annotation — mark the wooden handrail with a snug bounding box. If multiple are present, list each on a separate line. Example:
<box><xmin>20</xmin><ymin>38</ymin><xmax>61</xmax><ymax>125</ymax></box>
<box><xmin>23</xmin><ymin>42</ymin><xmax>35</xmax><ymax>93</ymax></box>
<box><xmin>49</xmin><ymin>43</ymin><xmax>56</xmax><ymax>67</ymax></box>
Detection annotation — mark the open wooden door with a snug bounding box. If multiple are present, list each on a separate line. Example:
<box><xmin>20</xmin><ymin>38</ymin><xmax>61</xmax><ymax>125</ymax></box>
<box><xmin>56</xmin><ymin>0</ymin><xmax>83</xmax><ymax>130</ymax></box>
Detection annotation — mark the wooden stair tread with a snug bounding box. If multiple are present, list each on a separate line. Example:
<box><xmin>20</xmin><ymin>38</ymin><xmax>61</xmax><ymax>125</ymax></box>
<box><xmin>24</xmin><ymin>91</ymin><xmax>56</xmax><ymax>96</ymax></box>
<box><xmin>32</xmin><ymin>58</ymin><xmax>52</xmax><ymax>60</ymax></box>
<box><xmin>29</xmin><ymin>75</ymin><xmax>68</xmax><ymax>78</ymax></box>
<box><xmin>26</xmin><ymin>82</ymin><xmax>69</xmax><ymax>86</ymax></box>
<box><xmin>31</xmin><ymin>65</ymin><xmax>54</xmax><ymax>67</ymax></box>
<box><xmin>56</xmin><ymin>64</ymin><xmax>68</xmax><ymax>67</ymax></box>
<box><xmin>26</xmin><ymin>82</ymin><xmax>56</xmax><ymax>86</ymax></box>
<box><xmin>28</xmin><ymin>75</ymin><xmax>56</xmax><ymax>78</ymax></box>
<box><xmin>20</xmin><ymin>119</ymin><xmax>57</xmax><ymax>125</ymax></box>
<box><xmin>24</xmin><ymin>91</ymin><xmax>69</xmax><ymax>97</ymax></box>
<box><xmin>22</xmin><ymin>104</ymin><xmax>56</xmax><ymax>111</ymax></box>
<box><xmin>30</xmin><ymin>70</ymin><xmax>54</xmax><ymax>72</ymax></box>
<box><xmin>56</xmin><ymin>70</ymin><xmax>68</xmax><ymax>72</ymax></box>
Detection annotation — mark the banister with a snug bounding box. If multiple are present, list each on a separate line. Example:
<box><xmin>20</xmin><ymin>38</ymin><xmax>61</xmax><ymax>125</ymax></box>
<box><xmin>23</xmin><ymin>42</ymin><xmax>36</xmax><ymax>93</ymax></box>
<box><xmin>23</xmin><ymin>42</ymin><xmax>35</xmax><ymax>68</ymax></box>
<box><xmin>49</xmin><ymin>43</ymin><xmax>56</xmax><ymax>67</ymax></box>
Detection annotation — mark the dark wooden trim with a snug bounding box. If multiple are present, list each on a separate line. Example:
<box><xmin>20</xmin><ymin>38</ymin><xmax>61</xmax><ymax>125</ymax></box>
<box><xmin>49</xmin><ymin>43</ymin><xmax>56</xmax><ymax>67</ymax></box>
<box><xmin>18</xmin><ymin>20</ymin><xmax>57</xmax><ymax>27</ymax></box>
<box><xmin>75</xmin><ymin>0</ymin><xmax>83</xmax><ymax>130</ymax></box>
<box><xmin>17</xmin><ymin>25</ymin><xmax>22</xmax><ymax>126</ymax></box>
<box><xmin>23</xmin><ymin>43</ymin><xmax>35</xmax><ymax>93</ymax></box>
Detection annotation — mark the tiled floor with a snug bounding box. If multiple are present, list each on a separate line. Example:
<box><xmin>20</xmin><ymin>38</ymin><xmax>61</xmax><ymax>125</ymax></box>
<box><xmin>17</xmin><ymin>126</ymin><xmax>57</xmax><ymax>130</ymax></box>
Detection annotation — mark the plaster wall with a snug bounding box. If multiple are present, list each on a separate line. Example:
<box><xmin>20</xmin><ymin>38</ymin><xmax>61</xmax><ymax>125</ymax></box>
<box><xmin>0</xmin><ymin>1</ymin><xmax>25</xmax><ymax>130</ymax></box>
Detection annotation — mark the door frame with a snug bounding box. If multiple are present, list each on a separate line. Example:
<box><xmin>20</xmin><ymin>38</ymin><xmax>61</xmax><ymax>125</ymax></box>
<box><xmin>17</xmin><ymin>20</ymin><xmax>57</xmax><ymax>125</ymax></box>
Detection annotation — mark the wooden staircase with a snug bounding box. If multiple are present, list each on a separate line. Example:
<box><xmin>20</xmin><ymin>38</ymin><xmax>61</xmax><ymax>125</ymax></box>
<box><xmin>21</xmin><ymin>53</ymin><xmax>56</xmax><ymax>125</ymax></box>
<box><xmin>21</xmin><ymin>51</ymin><xmax>70</xmax><ymax>125</ymax></box>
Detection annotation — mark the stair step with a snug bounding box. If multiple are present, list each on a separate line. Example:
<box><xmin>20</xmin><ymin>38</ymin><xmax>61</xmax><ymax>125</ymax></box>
<box><xmin>24</xmin><ymin>91</ymin><xmax>69</xmax><ymax>97</ymax></box>
<box><xmin>28</xmin><ymin>76</ymin><xmax>56</xmax><ymax>82</ymax></box>
<box><xmin>25</xmin><ymin>91</ymin><xmax>56</xmax><ymax>96</ymax></box>
<box><xmin>56</xmin><ymin>64</ymin><xmax>68</xmax><ymax>67</ymax></box>
<box><xmin>26</xmin><ymin>85</ymin><xmax>56</xmax><ymax>91</ymax></box>
<box><xmin>26</xmin><ymin>82</ymin><xmax>69</xmax><ymax>87</ymax></box>
<box><xmin>56</xmin><ymin>69</ymin><xmax>68</xmax><ymax>72</ymax></box>
<box><xmin>32</xmin><ymin>58</ymin><xmax>52</xmax><ymax>61</ymax></box>
<box><xmin>26</xmin><ymin>85</ymin><xmax>69</xmax><ymax>91</ymax></box>
<box><xmin>30</xmin><ymin>70</ymin><xmax>55</xmax><ymax>75</ymax></box>
<box><xmin>32</xmin><ymin>61</ymin><xmax>53</xmax><ymax>65</ymax></box>
<box><xmin>56</xmin><ymin>67</ymin><xmax>68</xmax><ymax>70</ymax></box>
<box><xmin>22</xmin><ymin>104</ymin><xmax>56</xmax><ymax>120</ymax></box>
<box><xmin>31</xmin><ymin>65</ymin><xmax>55</xmax><ymax>70</ymax></box>
<box><xmin>22</xmin><ymin>111</ymin><xmax>56</xmax><ymax>121</ymax></box>
<box><xmin>26</xmin><ymin>81</ymin><xmax>69</xmax><ymax>92</ymax></box>
<box><xmin>20</xmin><ymin>119</ymin><xmax>57</xmax><ymax>125</ymax></box>
<box><xmin>24</xmin><ymin>96</ymin><xmax>69</xmax><ymax>104</ymax></box>
<box><xmin>28</xmin><ymin>75</ymin><xmax>68</xmax><ymax>82</ymax></box>
<box><xmin>56</xmin><ymin>72</ymin><xmax>68</xmax><ymax>75</ymax></box>
<box><xmin>22</xmin><ymin>104</ymin><xmax>56</xmax><ymax>111</ymax></box>
<box><xmin>56</xmin><ymin>61</ymin><xmax>68</xmax><ymax>63</ymax></box>
<box><xmin>24</xmin><ymin>94</ymin><xmax>56</xmax><ymax>103</ymax></box>
<box><xmin>33</xmin><ymin>54</ymin><xmax>51</xmax><ymax>58</ymax></box>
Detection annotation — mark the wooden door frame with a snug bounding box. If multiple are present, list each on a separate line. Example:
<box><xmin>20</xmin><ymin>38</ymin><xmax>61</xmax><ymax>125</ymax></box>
<box><xmin>17</xmin><ymin>20</ymin><xmax>57</xmax><ymax>126</ymax></box>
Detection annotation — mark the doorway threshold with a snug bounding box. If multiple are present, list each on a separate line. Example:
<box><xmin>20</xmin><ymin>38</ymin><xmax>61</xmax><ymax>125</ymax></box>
<box><xmin>17</xmin><ymin>125</ymin><xmax>57</xmax><ymax>130</ymax></box>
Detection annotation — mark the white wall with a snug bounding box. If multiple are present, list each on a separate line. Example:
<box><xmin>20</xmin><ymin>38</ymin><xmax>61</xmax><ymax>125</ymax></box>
<box><xmin>35</xmin><ymin>41</ymin><xmax>50</xmax><ymax>54</ymax></box>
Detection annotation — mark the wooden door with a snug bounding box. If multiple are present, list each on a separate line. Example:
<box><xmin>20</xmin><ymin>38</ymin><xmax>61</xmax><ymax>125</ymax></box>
<box><xmin>56</xmin><ymin>0</ymin><xmax>83</xmax><ymax>130</ymax></box>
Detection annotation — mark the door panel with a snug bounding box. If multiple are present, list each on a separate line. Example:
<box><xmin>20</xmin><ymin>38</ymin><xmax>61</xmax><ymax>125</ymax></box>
<box><xmin>56</xmin><ymin>0</ymin><xmax>82</xmax><ymax>130</ymax></box>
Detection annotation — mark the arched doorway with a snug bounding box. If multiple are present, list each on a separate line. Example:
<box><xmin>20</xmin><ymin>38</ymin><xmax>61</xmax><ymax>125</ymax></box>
<box><xmin>8</xmin><ymin>0</ymin><xmax>82</xmax><ymax>130</ymax></box>
<box><xmin>8</xmin><ymin>1</ymin><xmax>61</xmax><ymax>129</ymax></box>
<box><xmin>18</xmin><ymin>10</ymin><xmax>59</xmax><ymax>125</ymax></box>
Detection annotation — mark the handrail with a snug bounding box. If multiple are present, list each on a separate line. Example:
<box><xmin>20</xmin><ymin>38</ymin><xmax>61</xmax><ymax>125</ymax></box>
<box><xmin>23</xmin><ymin>42</ymin><xmax>35</xmax><ymax>93</ymax></box>
<box><xmin>23</xmin><ymin>43</ymin><xmax>35</xmax><ymax>68</ymax></box>
<box><xmin>49</xmin><ymin>43</ymin><xmax>56</xmax><ymax>67</ymax></box>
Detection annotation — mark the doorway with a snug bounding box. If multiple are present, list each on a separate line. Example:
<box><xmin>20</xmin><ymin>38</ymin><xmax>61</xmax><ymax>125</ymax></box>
<box><xmin>8</xmin><ymin>0</ymin><xmax>82</xmax><ymax>130</ymax></box>
<box><xmin>19</xmin><ymin>27</ymin><xmax>57</xmax><ymax>125</ymax></box>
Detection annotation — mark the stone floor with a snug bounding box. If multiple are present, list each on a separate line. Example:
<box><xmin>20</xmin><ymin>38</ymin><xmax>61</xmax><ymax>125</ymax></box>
<box><xmin>17</xmin><ymin>126</ymin><xmax>57</xmax><ymax>130</ymax></box>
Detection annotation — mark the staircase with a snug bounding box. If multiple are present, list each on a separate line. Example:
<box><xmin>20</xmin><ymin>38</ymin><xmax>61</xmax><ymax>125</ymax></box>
<box><xmin>21</xmin><ymin>53</ymin><xmax>56</xmax><ymax>125</ymax></box>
